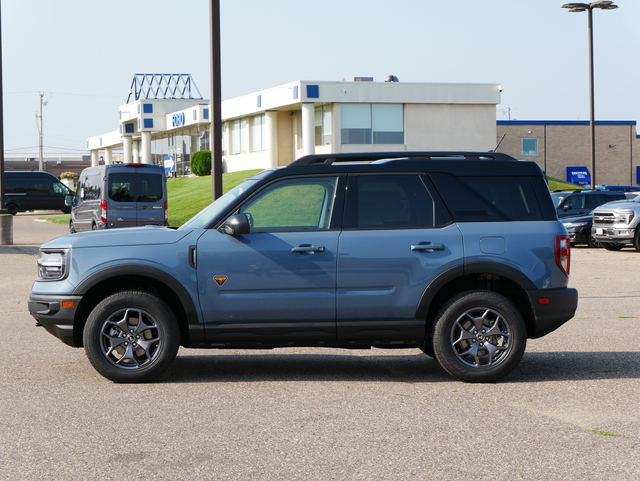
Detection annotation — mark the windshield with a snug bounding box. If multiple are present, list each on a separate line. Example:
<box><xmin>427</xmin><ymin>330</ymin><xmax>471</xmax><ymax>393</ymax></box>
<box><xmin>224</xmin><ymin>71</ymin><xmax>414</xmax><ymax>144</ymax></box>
<box><xmin>550</xmin><ymin>193</ymin><xmax>567</xmax><ymax>208</ymax></box>
<box><xmin>179</xmin><ymin>178</ymin><xmax>259</xmax><ymax>229</ymax></box>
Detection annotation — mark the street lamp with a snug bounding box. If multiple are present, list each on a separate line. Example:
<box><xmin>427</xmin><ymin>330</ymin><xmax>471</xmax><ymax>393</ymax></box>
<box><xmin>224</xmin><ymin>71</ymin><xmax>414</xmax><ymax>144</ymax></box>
<box><xmin>561</xmin><ymin>1</ymin><xmax>618</xmax><ymax>189</ymax></box>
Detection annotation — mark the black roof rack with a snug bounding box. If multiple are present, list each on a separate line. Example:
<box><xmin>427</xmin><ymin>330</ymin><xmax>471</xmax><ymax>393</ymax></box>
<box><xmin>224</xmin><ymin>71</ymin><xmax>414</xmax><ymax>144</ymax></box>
<box><xmin>288</xmin><ymin>151</ymin><xmax>517</xmax><ymax>167</ymax></box>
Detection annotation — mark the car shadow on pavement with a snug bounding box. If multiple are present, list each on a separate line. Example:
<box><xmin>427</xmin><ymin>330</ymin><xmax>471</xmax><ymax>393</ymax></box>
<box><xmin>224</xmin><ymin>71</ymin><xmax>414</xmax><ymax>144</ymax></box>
<box><xmin>161</xmin><ymin>350</ymin><xmax>639</xmax><ymax>384</ymax></box>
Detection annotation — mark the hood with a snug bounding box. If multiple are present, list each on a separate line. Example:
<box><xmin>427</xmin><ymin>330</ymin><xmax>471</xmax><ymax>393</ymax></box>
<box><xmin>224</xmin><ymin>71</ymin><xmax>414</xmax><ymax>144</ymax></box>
<box><xmin>41</xmin><ymin>226</ymin><xmax>194</xmax><ymax>249</ymax></box>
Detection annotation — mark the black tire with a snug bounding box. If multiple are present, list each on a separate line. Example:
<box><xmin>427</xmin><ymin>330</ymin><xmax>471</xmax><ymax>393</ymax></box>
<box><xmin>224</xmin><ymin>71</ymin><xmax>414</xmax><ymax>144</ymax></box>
<box><xmin>69</xmin><ymin>221</ymin><xmax>76</xmax><ymax>234</ymax></box>
<box><xmin>587</xmin><ymin>232</ymin><xmax>601</xmax><ymax>248</ymax></box>
<box><xmin>6</xmin><ymin>204</ymin><xmax>18</xmax><ymax>216</ymax></box>
<box><xmin>432</xmin><ymin>290</ymin><xmax>526</xmax><ymax>383</ymax></box>
<box><xmin>634</xmin><ymin>231</ymin><xmax>640</xmax><ymax>252</ymax></box>
<box><xmin>602</xmin><ymin>242</ymin><xmax>624</xmax><ymax>251</ymax></box>
<box><xmin>83</xmin><ymin>290</ymin><xmax>180</xmax><ymax>383</ymax></box>
<box><xmin>91</xmin><ymin>223</ymin><xmax>98</xmax><ymax>231</ymax></box>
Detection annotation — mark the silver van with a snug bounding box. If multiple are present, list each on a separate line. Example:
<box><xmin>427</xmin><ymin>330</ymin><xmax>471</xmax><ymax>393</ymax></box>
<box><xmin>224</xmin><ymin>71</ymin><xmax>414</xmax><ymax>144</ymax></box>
<box><xmin>68</xmin><ymin>163</ymin><xmax>167</xmax><ymax>232</ymax></box>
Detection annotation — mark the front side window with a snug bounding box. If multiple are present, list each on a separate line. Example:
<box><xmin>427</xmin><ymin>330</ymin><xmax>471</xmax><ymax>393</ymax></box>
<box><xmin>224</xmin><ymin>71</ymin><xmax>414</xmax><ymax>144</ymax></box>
<box><xmin>522</xmin><ymin>138</ymin><xmax>538</xmax><ymax>156</ymax></box>
<box><xmin>341</xmin><ymin>103</ymin><xmax>403</xmax><ymax>145</ymax></box>
<box><xmin>239</xmin><ymin>177</ymin><xmax>338</xmax><ymax>231</ymax></box>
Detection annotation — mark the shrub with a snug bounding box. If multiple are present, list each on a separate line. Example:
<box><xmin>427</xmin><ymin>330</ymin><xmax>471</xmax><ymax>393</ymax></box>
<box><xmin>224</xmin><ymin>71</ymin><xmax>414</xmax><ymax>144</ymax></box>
<box><xmin>191</xmin><ymin>150</ymin><xmax>212</xmax><ymax>176</ymax></box>
<box><xmin>60</xmin><ymin>171</ymin><xmax>79</xmax><ymax>181</ymax></box>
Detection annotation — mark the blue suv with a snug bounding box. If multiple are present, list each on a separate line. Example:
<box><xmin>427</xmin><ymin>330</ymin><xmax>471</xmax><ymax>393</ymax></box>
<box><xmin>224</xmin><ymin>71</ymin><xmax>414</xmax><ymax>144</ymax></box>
<box><xmin>29</xmin><ymin>152</ymin><xmax>578</xmax><ymax>383</ymax></box>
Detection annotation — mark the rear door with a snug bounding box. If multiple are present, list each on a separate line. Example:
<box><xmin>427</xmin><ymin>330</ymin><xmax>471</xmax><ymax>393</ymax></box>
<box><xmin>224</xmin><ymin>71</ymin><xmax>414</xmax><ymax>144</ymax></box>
<box><xmin>336</xmin><ymin>174</ymin><xmax>464</xmax><ymax>341</ymax></box>
<box><xmin>106</xmin><ymin>167</ymin><xmax>165</xmax><ymax>228</ymax></box>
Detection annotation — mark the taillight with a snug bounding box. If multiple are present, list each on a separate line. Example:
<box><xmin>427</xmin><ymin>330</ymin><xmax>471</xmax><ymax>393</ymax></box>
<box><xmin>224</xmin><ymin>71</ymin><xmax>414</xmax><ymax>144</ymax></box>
<box><xmin>164</xmin><ymin>200</ymin><xmax>168</xmax><ymax>223</ymax></box>
<box><xmin>101</xmin><ymin>200</ymin><xmax>107</xmax><ymax>224</ymax></box>
<box><xmin>555</xmin><ymin>235</ymin><xmax>571</xmax><ymax>276</ymax></box>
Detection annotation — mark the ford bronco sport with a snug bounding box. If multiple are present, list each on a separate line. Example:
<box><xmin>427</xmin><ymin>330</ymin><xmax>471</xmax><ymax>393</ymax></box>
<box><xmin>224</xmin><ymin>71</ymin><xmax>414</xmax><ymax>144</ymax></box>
<box><xmin>29</xmin><ymin>152</ymin><xmax>578</xmax><ymax>383</ymax></box>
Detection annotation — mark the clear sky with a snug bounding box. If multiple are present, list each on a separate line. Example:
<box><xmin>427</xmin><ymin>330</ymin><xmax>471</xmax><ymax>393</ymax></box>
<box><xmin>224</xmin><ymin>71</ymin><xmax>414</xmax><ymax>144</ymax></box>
<box><xmin>2</xmin><ymin>0</ymin><xmax>638</xmax><ymax>155</ymax></box>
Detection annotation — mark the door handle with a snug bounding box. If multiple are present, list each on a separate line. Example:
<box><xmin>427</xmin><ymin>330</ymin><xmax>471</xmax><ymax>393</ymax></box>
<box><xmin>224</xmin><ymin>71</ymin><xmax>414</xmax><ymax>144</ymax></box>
<box><xmin>411</xmin><ymin>243</ymin><xmax>444</xmax><ymax>252</ymax></box>
<box><xmin>291</xmin><ymin>245</ymin><xmax>325</xmax><ymax>253</ymax></box>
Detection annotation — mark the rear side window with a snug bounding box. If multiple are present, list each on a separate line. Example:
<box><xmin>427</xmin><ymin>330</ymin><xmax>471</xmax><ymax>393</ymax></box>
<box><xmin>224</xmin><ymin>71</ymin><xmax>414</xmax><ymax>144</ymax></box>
<box><xmin>108</xmin><ymin>173</ymin><xmax>163</xmax><ymax>203</ymax></box>
<box><xmin>346</xmin><ymin>175</ymin><xmax>434</xmax><ymax>229</ymax></box>
<box><xmin>431</xmin><ymin>174</ymin><xmax>544</xmax><ymax>221</ymax></box>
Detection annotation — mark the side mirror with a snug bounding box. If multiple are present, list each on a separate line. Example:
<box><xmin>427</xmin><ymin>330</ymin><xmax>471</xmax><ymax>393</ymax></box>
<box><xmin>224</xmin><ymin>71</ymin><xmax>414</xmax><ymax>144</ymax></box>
<box><xmin>65</xmin><ymin>195</ymin><xmax>75</xmax><ymax>207</ymax></box>
<box><xmin>221</xmin><ymin>214</ymin><xmax>250</xmax><ymax>235</ymax></box>
<box><xmin>561</xmin><ymin>205</ymin><xmax>571</xmax><ymax>210</ymax></box>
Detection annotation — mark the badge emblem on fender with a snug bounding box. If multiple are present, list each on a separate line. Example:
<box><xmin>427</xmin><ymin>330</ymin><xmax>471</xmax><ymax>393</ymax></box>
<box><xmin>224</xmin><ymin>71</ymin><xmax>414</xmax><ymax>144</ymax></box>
<box><xmin>214</xmin><ymin>276</ymin><xmax>227</xmax><ymax>286</ymax></box>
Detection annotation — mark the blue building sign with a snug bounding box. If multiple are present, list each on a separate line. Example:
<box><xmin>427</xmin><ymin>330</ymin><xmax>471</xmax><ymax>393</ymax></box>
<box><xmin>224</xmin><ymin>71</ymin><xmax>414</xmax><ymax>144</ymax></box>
<box><xmin>172</xmin><ymin>112</ymin><xmax>185</xmax><ymax>127</ymax></box>
<box><xmin>566</xmin><ymin>166</ymin><xmax>591</xmax><ymax>186</ymax></box>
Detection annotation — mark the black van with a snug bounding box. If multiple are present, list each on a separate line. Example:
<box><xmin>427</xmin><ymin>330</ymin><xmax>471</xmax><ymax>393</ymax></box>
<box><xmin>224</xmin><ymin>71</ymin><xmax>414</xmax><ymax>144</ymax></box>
<box><xmin>68</xmin><ymin>163</ymin><xmax>167</xmax><ymax>232</ymax></box>
<box><xmin>3</xmin><ymin>171</ymin><xmax>74</xmax><ymax>215</ymax></box>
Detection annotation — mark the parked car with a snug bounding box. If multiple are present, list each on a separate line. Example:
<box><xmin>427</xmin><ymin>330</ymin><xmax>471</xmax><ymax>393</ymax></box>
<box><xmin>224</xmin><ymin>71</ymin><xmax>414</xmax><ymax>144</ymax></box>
<box><xmin>596</xmin><ymin>185</ymin><xmax>640</xmax><ymax>192</ymax></box>
<box><xmin>29</xmin><ymin>151</ymin><xmax>578</xmax><ymax>384</ymax></box>
<box><xmin>561</xmin><ymin>209</ymin><xmax>600</xmax><ymax>247</ymax></box>
<box><xmin>551</xmin><ymin>190</ymin><xmax>626</xmax><ymax>218</ymax></box>
<box><xmin>592</xmin><ymin>195</ymin><xmax>640</xmax><ymax>251</ymax></box>
<box><xmin>3</xmin><ymin>171</ymin><xmax>74</xmax><ymax>215</ymax></box>
<box><xmin>68</xmin><ymin>163</ymin><xmax>167</xmax><ymax>232</ymax></box>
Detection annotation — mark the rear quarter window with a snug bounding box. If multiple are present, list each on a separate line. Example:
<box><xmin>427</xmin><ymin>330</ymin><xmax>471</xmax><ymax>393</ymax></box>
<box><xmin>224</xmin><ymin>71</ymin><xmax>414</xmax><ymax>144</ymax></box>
<box><xmin>430</xmin><ymin>173</ymin><xmax>547</xmax><ymax>222</ymax></box>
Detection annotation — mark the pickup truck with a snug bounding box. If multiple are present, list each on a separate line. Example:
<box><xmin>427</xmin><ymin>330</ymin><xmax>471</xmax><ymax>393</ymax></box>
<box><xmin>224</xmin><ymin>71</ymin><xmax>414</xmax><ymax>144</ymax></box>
<box><xmin>592</xmin><ymin>196</ymin><xmax>640</xmax><ymax>251</ymax></box>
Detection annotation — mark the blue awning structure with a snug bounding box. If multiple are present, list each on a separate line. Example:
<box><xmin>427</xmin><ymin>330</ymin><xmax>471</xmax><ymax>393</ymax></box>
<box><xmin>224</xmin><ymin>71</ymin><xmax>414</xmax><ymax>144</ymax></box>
<box><xmin>566</xmin><ymin>167</ymin><xmax>591</xmax><ymax>186</ymax></box>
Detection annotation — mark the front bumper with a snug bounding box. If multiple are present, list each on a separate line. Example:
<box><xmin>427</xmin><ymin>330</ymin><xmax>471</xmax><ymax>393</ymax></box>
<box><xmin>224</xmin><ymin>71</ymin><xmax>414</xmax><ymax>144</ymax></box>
<box><xmin>592</xmin><ymin>226</ymin><xmax>634</xmax><ymax>242</ymax></box>
<box><xmin>526</xmin><ymin>287</ymin><xmax>578</xmax><ymax>338</ymax></box>
<box><xmin>28</xmin><ymin>294</ymin><xmax>83</xmax><ymax>347</ymax></box>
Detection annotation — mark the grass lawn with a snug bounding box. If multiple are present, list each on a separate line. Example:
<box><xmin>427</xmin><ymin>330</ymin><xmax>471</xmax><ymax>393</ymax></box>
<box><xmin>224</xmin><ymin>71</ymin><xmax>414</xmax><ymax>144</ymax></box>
<box><xmin>42</xmin><ymin>170</ymin><xmax>580</xmax><ymax>227</ymax></box>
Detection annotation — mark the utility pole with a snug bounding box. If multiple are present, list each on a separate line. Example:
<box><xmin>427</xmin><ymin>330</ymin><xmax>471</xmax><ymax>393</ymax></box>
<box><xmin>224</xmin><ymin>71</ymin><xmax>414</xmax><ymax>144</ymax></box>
<box><xmin>36</xmin><ymin>92</ymin><xmax>47</xmax><ymax>171</ymax></box>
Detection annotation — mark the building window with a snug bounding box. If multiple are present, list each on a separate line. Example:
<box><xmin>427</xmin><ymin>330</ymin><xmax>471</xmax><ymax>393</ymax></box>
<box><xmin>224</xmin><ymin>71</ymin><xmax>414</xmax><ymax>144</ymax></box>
<box><xmin>143</xmin><ymin>118</ymin><xmax>153</xmax><ymax>129</ymax></box>
<box><xmin>341</xmin><ymin>103</ymin><xmax>403</xmax><ymax>145</ymax></box>
<box><xmin>315</xmin><ymin>105</ymin><xmax>332</xmax><ymax>146</ymax></box>
<box><xmin>522</xmin><ymin>138</ymin><xmax>538</xmax><ymax>156</ymax></box>
<box><xmin>251</xmin><ymin>114</ymin><xmax>265</xmax><ymax>152</ymax></box>
<box><xmin>143</xmin><ymin>103</ymin><xmax>153</xmax><ymax>114</ymax></box>
<box><xmin>230</xmin><ymin>118</ymin><xmax>247</xmax><ymax>155</ymax></box>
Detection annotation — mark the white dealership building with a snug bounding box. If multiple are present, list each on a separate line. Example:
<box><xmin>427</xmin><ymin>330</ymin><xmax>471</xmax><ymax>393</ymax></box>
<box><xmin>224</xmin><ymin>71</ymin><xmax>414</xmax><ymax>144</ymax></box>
<box><xmin>86</xmin><ymin>74</ymin><xmax>501</xmax><ymax>174</ymax></box>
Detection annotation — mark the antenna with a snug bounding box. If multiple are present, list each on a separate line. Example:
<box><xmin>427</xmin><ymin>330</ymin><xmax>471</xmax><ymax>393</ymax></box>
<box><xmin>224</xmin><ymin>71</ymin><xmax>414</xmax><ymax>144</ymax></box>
<box><xmin>501</xmin><ymin>107</ymin><xmax>516</xmax><ymax>121</ymax></box>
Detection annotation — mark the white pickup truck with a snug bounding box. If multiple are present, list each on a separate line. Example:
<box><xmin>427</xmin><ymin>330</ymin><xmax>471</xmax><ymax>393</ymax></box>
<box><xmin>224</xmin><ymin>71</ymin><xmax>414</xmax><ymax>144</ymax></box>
<box><xmin>592</xmin><ymin>196</ymin><xmax>640</xmax><ymax>251</ymax></box>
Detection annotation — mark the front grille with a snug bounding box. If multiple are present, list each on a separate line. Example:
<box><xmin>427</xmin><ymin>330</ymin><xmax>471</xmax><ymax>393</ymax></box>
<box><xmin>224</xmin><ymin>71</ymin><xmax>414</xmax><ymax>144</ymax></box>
<box><xmin>593</xmin><ymin>213</ymin><xmax>615</xmax><ymax>225</ymax></box>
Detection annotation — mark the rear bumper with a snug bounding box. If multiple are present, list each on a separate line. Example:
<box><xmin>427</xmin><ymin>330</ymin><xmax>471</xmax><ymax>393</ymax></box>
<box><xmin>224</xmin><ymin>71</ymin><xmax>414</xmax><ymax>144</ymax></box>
<box><xmin>526</xmin><ymin>287</ymin><xmax>578</xmax><ymax>338</ymax></box>
<box><xmin>28</xmin><ymin>294</ymin><xmax>83</xmax><ymax>347</ymax></box>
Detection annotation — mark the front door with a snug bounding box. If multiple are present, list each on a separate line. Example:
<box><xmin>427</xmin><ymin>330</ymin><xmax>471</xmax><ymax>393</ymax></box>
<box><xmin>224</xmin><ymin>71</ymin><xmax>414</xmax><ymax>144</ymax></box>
<box><xmin>197</xmin><ymin>175</ymin><xmax>343</xmax><ymax>343</ymax></box>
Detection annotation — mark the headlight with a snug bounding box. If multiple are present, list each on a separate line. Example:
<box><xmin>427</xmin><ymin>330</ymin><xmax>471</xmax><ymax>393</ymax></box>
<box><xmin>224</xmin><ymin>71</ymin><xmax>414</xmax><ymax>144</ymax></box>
<box><xmin>562</xmin><ymin>222</ymin><xmax>589</xmax><ymax>228</ymax></box>
<box><xmin>614</xmin><ymin>212</ymin><xmax>634</xmax><ymax>224</ymax></box>
<box><xmin>37</xmin><ymin>249</ymin><xmax>70</xmax><ymax>281</ymax></box>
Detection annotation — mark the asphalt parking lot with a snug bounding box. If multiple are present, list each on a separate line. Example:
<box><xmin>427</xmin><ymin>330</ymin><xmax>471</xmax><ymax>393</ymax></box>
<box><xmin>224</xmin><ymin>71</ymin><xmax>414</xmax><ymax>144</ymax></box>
<box><xmin>1</xmin><ymin>213</ymin><xmax>639</xmax><ymax>480</ymax></box>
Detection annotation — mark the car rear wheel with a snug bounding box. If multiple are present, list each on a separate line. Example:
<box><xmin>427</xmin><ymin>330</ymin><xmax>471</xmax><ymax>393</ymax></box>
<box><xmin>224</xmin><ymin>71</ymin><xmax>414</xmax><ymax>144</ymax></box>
<box><xmin>6</xmin><ymin>204</ymin><xmax>18</xmax><ymax>216</ymax></box>
<box><xmin>84</xmin><ymin>290</ymin><xmax>180</xmax><ymax>383</ymax></box>
<box><xmin>432</xmin><ymin>290</ymin><xmax>526</xmax><ymax>383</ymax></box>
<box><xmin>602</xmin><ymin>242</ymin><xmax>624</xmax><ymax>251</ymax></box>
<box><xmin>69</xmin><ymin>221</ymin><xmax>76</xmax><ymax>234</ymax></box>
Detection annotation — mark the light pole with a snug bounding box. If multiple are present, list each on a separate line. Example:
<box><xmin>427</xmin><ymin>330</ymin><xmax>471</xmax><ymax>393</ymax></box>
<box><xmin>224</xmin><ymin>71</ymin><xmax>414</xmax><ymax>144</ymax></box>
<box><xmin>562</xmin><ymin>1</ymin><xmax>618</xmax><ymax>189</ymax></box>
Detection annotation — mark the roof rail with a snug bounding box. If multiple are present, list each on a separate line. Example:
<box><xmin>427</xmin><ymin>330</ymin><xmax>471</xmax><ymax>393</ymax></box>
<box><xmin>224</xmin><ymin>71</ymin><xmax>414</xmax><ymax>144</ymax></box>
<box><xmin>288</xmin><ymin>151</ymin><xmax>517</xmax><ymax>167</ymax></box>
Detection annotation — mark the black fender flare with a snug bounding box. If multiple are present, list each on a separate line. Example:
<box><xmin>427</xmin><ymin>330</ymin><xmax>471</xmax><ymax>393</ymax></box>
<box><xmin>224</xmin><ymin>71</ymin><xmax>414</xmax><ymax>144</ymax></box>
<box><xmin>73</xmin><ymin>264</ymin><xmax>201</xmax><ymax>326</ymax></box>
<box><xmin>416</xmin><ymin>261</ymin><xmax>536</xmax><ymax>319</ymax></box>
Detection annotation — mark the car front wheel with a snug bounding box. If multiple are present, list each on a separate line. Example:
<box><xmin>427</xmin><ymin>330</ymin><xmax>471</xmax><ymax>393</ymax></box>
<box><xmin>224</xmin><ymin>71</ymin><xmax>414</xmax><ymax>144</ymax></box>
<box><xmin>432</xmin><ymin>290</ymin><xmax>526</xmax><ymax>383</ymax></box>
<box><xmin>83</xmin><ymin>290</ymin><xmax>180</xmax><ymax>383</ymax></box>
